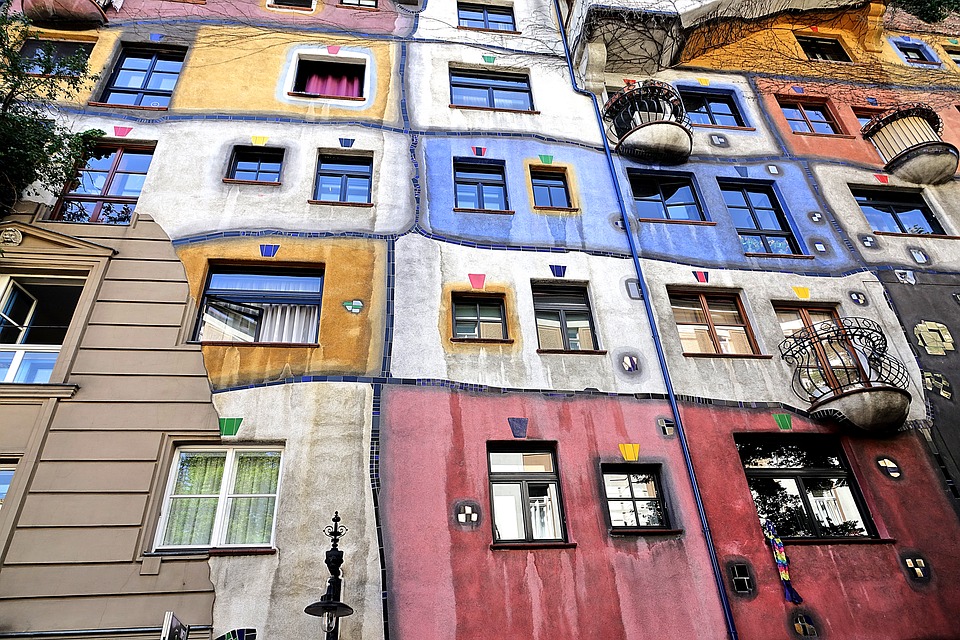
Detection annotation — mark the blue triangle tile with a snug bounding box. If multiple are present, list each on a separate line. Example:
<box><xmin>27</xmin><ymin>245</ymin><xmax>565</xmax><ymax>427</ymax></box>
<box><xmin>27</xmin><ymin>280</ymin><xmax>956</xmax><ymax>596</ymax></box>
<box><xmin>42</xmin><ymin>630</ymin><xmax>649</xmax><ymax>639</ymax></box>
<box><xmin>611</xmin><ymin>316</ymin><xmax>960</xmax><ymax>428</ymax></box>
<box><xmin>508</xmin><ymin>417</ymin><xmax>528</xmax><ymax>438</ymax></box>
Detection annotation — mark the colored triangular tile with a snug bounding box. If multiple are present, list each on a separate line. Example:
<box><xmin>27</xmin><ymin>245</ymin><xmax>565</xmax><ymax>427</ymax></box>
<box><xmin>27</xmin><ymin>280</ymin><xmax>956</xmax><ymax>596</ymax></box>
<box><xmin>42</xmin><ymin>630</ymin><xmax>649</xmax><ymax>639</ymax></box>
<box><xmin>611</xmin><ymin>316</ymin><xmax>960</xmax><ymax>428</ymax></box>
<box><xmin>251</xmin><ymin>135</ymin><xmax>268</xmax><ymax>146</ymax></box>
<box><xmin>260</xmin><ymin>244</ymin><xmax>279</xmax><ymax>257</ymax></box>
<box><xmin>693</xmin><ymin>270</ymin><xmax>709</xmax><ymax>283</ymax></box>
<box><xmin>508</xmin><ymin>417</ymin><xmax>528</xmax><ymax>438</ymax></box>
<box><xmin>327</xmin><ymin>45</ymin><xmax>341</xmax><ymax>55</ymax></box>
<box><xmin>866</xmin><ymin>97</ymin><xmax>878</xmax><ymax>105</ymax></box>
<box><xmin>874</xmin><ymin>174</ymin><xmax>889</xmax><ymax>184</ymax></box>
<box><xmin>114</xmin><ymin>126</ymin><xmax>132</xmax><ymax>137</ymax></box>
<box><xmin>810</xmin><ymin>25</ymin><xmax>818</xmax><ymax>32</ymax></box>
<box><xmin>773</xmin><ymin>413</ymin><xmax>792</xmax><ymax>430</ymax></box>
<box><xmin>149</xmin><ymin>33</ymin><xmax>163</xmax><ymax>41</ymax></box>
<box><xmin>482</xmin><ymin>55</ymin><xmax>495</xmax><ymax>63</ymax></box>
<box><xmin>734</xmin><ymin>166</ymin><xmax>748</xmax><ymax>177</ymax></box>
<box><xmin>549</xmin><ymin>264</ymin><xmax>566</xmax><ymax>278</ymax></box>
<box><xmin>538</xmin><ymin>154</ymin><xmax>554</xmax><ymax>164</ymax></box>
<box><xmin>791</xmin><ymin>85</ymin><xmax>804</xmax><ymax>94</ymax></box>
<box><xmin>697</xmin><ymin>77</ymin><xmax>709</xmax><ymax>86</ymax></box>
<box><xmin>472</xmin><ymin>146</ymin><xmax>486</xmax><ymax>156</ymax></box>
<box><xmin>219</xmin><ymin>418</ymin><xmax>243</xmax><ymax>436</ymax></box>
<box><xmin>468</xmin><ymin>273</ymin><xmax>486</xmax><ymax>289</ymax></box>
<box><xmin>339</xmin><ymin>137</ymin><xmax>355</xmax><ymax>148</ymax></box>
<box><xmin>619</xmin><ymin>443</ymin><xmax>640</xmax><ymax>461</ymax></box>
<box><xmin>792</xmin><ymin>286</ymin><xmax>810</xmax><ymax>299</ymax></box>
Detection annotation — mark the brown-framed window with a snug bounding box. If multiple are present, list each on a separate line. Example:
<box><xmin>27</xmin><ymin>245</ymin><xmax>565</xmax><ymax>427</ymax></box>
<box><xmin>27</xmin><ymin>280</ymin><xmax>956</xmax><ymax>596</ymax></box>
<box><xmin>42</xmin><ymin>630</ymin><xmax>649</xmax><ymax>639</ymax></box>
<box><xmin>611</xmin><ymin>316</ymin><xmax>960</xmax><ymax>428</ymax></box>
<box><xmin>852</xmin><ymin>107</ymin><xmax>884</xmax><ymax>130</ymax></box>
<box><xmin>452</xmin><ymin>293</ymin><xmax>507</xmax><ymax>340</ymax></box>
<box><xmin>532</xmin><ymin>284</ymin><xmax>598</xmax><ymax>352</ymax></box>
<box><xmin>52</xmin><ymin>145</ymin><xmax>155</xmax><ymax>224</ymax></box>
<box><xmin>669</xmin><ymin>291</ymin><xmax>758</xmax><ymax>355</ymax></box>
<box><xmin>778</xmin><ymin>99</ymin><xmax>841</xmax><ymax>135</ymax></box>
<box><xmin>795</xmin><ymin>35</ymin><xmax>851</xmax><ymax>62</ymax></box>
<box><xmin>775</xmin><ymin>306</ymin><xmax>865</xmax><ymax>397</ymax></box>
<box><xmin>601</xmin><ymin>464</ymin><xmax>669</xmax><ymax>531</ymax></box>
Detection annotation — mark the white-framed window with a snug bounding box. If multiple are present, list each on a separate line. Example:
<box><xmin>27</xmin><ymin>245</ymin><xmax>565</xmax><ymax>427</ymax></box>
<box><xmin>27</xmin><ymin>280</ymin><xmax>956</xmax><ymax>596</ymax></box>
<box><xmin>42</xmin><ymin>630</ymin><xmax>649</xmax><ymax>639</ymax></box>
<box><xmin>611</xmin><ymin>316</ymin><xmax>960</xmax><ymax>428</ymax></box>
<box><xmin>0</xmin><ymin>462</ymin><xmax>16</xmax><ymax>509</ymax></box>
<box><xmin>283</xmin><ymin>48</ymin><xmax>372</xmax><ymax>104</ymax></box>
<box><xmin>155</xmin><ymin>447</ymin><xmax>283</xmax><ymax>549</ymax></box>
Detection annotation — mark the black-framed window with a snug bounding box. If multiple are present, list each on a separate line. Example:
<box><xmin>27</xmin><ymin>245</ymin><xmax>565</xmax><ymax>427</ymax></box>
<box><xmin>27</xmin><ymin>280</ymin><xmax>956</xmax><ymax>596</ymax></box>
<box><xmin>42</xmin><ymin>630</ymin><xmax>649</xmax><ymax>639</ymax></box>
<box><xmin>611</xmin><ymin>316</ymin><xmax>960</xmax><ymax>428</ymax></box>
<box><xmin>532</xmin><ymin>285</ymin><xmax>598</xmax><ymax>352</ymax></box>
<box><xmin>680</xmin><ymin>91</ymin><xmax>745</xmax><ymax>127</ymax></box>
<box><xmin>488</xmin><ymin>446</ymin><xmax>565</xmax><ymax>543</ymax></box>
<box><xmin>341</xmin><ymin>0</ymin><xmax>377</xmax><ymax>7</ymax></box>
<box><xmin>20</xmin><ymin>39</ymin><xmax>94</xmax><ymax>76</ymax></box>
<box><xmin>720</xmin><ymin>182</ymin><xmax>800</xmax><ymax>255</ymax></box>
<box><xmin>227</xmin><ymin>147</ymin><xmax>284</xmax><ymax>183</ymax></box>
<box><xmin>450</xmin><ymin>70</ymin><xmax>532</xmax><ymax>111</ymax></box>
<box><xmin>452</xmin><ymin>294</ymin><xmax>507</xmax><ymax>340</ymax></box>
<box><xmin>453</xmin><ymin>161</ymin><xmax>508</xmax><ymax>211</ymax></box>
<box><xmin>53</xmin><ymin>145</ymin><xmax>154</xmax><ymax>224</ymax></box>
<box><xmin>630</xmin><ymin>173</ymin><xmax>704</xmax><ymax>221</ymax></box>
<box><xmin>736</xmin><ymin>435</ymin><xmax>874</xmax><ymax>539</ymax></box>
<box><xmin>850</xmin><ymin>188</ymin><xmax>945</xmax><ymax>235</ymax></box>
<box><xmin>313</xmin><ymin>155</ymin><xmax>372</xmax><ymax>203</ymax></box>
<box><xmin>601</xmin><ymin>464</ymin><xmax>668</xmax><ymax>530</ymax></box>
<box><xmin>896</xmin><ymin>42</ymin><xmax>936</xmax><ymax>64</ymax></box>
<box><xmin>101</xmin><ymin>49</ymin><xmax>185</xmax><ymax>108</ymax></box>
<box><xmin>795</xmin><ymin>36</ymin><xmax>851</xmax><ymax>62</ymax></box>
<box><xmin>778</xmin><ymin>100</ymin><xmax>840</xmax><ymax>134</ymax></box>
<box><xmin>947</xmin><ymin>48</ymin><xmax>960</xmax><ymax>65</ymax></box>
<box><xmin>270</xmin><ymin>0</ymin><xmax>313</xmax><ymax>7</ymax></box>
<box><xmin>853</xmin><ymin>108</ymin><xmax>883</xmax><ymax>129</ymax></box>
<box><xmin>669</xmin><ymin>291</ymin><xmax>758</xmax><ymax>355</ymax></box>
<box><xmin>530</xmin><ymin>169</ymin><xmax>570</xmax><ymax>208</ymax></box>
<box><xmin>195</xmin><ymin>268</ymin><xmax>323</xmax><ymax>344</ymax></box>
<box><xmin>292</xmin><ymin>59</ymin><xmax>365</xmax><ymax>98</ymax></box>
<box><xmin>457</xmin><ymin>3</ymin><xmax>516</xmax><ymax>31</ymax></box>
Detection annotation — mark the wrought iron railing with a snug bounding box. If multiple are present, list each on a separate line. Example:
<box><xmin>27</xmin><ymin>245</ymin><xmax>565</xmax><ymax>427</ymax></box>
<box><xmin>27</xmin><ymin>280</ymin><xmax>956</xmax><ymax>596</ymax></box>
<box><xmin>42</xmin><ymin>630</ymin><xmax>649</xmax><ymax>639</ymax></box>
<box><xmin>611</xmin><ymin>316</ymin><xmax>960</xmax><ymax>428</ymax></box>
<box><xmin>603</xmin><ymin>80</ymin><xmax>691</xmax><ymax>140</ymax></box>
<box><xmin>861</xmin><ymin>103</ymin><xmax>944</xmax><ymax>164</ymax></box>
<box><xmin>779</xmin><ymin>317</ymin><xmax>909</xmax><ymax>404</ymax></box>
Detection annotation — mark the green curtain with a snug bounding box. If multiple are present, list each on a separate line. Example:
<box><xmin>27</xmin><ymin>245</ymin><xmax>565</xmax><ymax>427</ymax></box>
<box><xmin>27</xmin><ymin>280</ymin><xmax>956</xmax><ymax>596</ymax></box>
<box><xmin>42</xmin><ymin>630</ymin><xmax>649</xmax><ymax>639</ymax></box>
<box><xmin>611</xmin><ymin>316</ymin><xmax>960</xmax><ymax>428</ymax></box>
<box><xmin>225</xmin><ymin>452</ymin><xmax>280</xmax><ymax>545</ymax></box>
<box><xmin>162</xmin><ymin>452</ymin><xmax>225</xmax><ymax>546</ymax></box>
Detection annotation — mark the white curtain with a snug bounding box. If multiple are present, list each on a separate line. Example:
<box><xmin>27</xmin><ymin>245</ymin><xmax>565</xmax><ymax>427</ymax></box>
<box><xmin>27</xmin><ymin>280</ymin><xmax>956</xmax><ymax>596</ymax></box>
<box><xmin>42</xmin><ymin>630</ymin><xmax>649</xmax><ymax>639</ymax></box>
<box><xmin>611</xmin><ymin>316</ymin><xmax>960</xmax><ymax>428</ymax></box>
<box><xmin>260</xmin><ymin>304</ymin><xmax>319</xmax><ymax>343</ymax></box>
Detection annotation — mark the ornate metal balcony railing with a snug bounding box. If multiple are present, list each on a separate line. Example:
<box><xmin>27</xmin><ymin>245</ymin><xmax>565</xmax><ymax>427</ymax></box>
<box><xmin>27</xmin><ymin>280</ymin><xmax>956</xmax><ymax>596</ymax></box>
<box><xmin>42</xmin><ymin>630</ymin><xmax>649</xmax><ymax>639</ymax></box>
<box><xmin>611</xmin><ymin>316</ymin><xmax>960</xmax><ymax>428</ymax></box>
<box><xmin>779</xmin><ymin>317</ymin><xmax>909</xmax><ymax>405</ymax></box>
<box><xmin>602</xmin><ymin>80</ymin><xmax>692</xmax><ymax>162</ymax></box>
<box><xmin>22</xmin><ymin>0</ymin><xmax>110</xmax><ymax>25</ymax></box>
<box><xmin>861</xmin><ymin>103</ymin><xmax>958</xmax><ymax>184</ymax></box>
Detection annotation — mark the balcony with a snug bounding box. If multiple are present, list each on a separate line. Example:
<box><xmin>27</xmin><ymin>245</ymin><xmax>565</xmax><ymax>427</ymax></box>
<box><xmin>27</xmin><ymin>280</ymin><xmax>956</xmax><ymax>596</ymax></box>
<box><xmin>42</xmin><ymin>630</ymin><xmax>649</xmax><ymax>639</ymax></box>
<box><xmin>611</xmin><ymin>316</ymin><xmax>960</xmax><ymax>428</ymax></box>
<box><xmin>602</xmin><ymin>80</ymin><xmax>692</xmax><ymax>162</ymax></box>
<box><xmin>779</xmin><ymin>317</ymin><xmax>911</xmax><ymax>433</ymax></box>
<box><xmin>22</xmin><ymin>0</ymin><xmax>108</xmax><ymax>25</ymax></box>
<box><xmin>861</xmin><ymin>103</ymin><xmax>958</xmax><ymax>185</ymax></box>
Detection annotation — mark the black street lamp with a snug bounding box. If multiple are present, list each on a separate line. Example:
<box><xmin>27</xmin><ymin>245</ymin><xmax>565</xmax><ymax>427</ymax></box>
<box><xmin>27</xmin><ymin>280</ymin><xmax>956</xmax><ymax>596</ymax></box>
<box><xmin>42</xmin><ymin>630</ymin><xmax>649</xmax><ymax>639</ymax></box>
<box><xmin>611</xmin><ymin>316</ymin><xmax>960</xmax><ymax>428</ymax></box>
<box><xmin>305</xmin><ymin>512</ymin><xmax>355</xmax><ymax>638</ymax></box>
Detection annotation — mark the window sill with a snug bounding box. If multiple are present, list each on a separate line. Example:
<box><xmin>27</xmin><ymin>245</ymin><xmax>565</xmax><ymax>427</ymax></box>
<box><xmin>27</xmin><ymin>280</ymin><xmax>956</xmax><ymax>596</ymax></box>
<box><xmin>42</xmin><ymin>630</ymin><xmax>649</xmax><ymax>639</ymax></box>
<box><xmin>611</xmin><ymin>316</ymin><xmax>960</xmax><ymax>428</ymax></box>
<box><xmin>307</xmin><ymin>200</ymin><xmax>374</xmax><ymax>208</ymax></box>
<box><xmin>743</xmin><ymin>252</ymin><xmax>814</xmax><ymax>259</ymax></box>
<box><xmin>0</xmin><ymin>383</ymin><xmax>78</xmax><ymax>399</ymax></box>
<box><xmin>449</xmin><ymin>104</ymin><xmax>540</xmax><ymax>115</ymax></box>
<box><xmin>691</xmin><ymin>124</ymin><xmax>756</xmax><ymax>132</ymax></box>
<box><xmin>451</xmin><ymin>337</ymin><xmax>514</xmax><ymax>344</ymax></box>
<box><xmin>682</xmin><ymin>352</ymin><xmax>773</xmax><ymax>359</ymax></box>
<box><xmin>223</xmin><ymin>178</ymin><xmax>282</xmax><ymax>186</ymax></box>
<box><xmin>637</xmin><ymin>218</ymin><xmax>716</xmax><ymax>226</ymax></box>
<box><xmin>267</xmin><ymin>3</ymin><xmax>314</xmax><ymax>10</ymax></box>
<box><xmin>874</xmin><ymin>231</ymin><xmax>960</xmax><ymax>240</ymax></box>
<box><xmin>338</xmin><ymin>3</ymin><xmax>379</xmax><ymax>10</ymax></box>
<box><xmin>490</xmin><ymin>541</ymin><xmax>577</xmax><ymax>550</ymax></box>
<box><xmin>533</xmin><ymin>205</ymin><xmax>580</xmax><ymax>213</ymax></box>
<box><xmin>453</xmin><ymin>207</ymin><xmax>515</xmax><ymax>215</ymax></box>
<box><xmin>791</xmin><ymin>131</ymin><xmax>856</xmax><ymax>139</ymax></box>
<box><xmin>610</xmin><ymin>527</ymin><xmax>683</xmax><ymax>537</ymax></box>
<box><xmin>537</xmin><ymin>349</ymin><xmax>607</xmax><ymax>355</ymax></box>
<box><xmin>87</xmin><ymin>101</ymin><xmax>169</xmax><ymax>111</ymax></box>
<box><xmin>903</xmin><ymin>59</ymin><xmax>941</xmax><ymax>67</ymax></box>
<box><xmin>783</xmin><ymin>537</ymin><xmax>895</xmax><ymax>545</ymax></box>
<box><xmin>208</xmin><ymin>547</ymin><xmax>277</xmax><ymax>556</ymax></box>
<box><xmin>287</xmin><ymin>92</ymin><xmax>365</xmax><ymax>101</ymax></box>
<box><xmin>200</xmin><ymin>341</ymin><xmax>321</xmax><ymax>347</ymax></box>
<box><xmin>457</xmin><ymin>26</ymin><xmax>522</xmax><ymax>35</ymax></box>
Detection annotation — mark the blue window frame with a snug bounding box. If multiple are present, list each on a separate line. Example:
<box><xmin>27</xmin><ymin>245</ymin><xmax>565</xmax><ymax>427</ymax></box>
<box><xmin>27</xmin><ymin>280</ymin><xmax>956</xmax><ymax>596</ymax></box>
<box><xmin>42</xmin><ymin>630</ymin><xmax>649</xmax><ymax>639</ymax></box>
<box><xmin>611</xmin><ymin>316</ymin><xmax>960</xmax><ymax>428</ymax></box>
<box><xmin>313</xmin><ymin>155</ymin><xmax>372</xmax><ymax>203</ymax></box>
<box><xmin>680</xmin><ymin>90</ymin><xmax>745</xmax><ymax>127</ymax></box>
<box><xmin>450</xmin><ymin>70</ymin><xmax>532</xmax><ymax>111</ymax></box>
<box><xmin>530</xmin><ymin>169</ymin><xmax>570</xmax><ymax>208</ymax></box>
<box><xmin>101</xmin><ymin>49</ymin><xmax>185</xmax><ymax>108</ymax></box>
<box><xmin>720</xmin><ymin>182</ymin><xmax>800</xmax><ymax>255</ymax></box>
<box><xmin>457</xmin><ymin>3</ymin><xmax>516</xmax><ymax>31</ymax></box>
<box><xmin>454</xmin><ymin>161</ymin><xmax>508</xmax><ymax>211</ymax></box>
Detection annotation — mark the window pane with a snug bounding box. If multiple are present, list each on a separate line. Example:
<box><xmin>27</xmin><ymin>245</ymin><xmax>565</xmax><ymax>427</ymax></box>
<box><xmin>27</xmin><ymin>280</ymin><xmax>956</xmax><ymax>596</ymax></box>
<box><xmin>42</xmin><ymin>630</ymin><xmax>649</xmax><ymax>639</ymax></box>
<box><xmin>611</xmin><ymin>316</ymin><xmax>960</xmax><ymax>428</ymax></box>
<box><xmin>451</xmin><ymin>85</ymin><xmax>490</xmax><ymax>107</ymax></box>
<box><xmin>209</xmin><ymin>273</ymin><xmax>322</xmax><ymax>293</ymax></box>
<box><xmin>607</xmin><ymin>500</ymin><xmax>639</xmax><ymax>527</ymax></box>
<box><xmin>493</xmin><ymin>89</ymin><xmax>530</xmax><ymax>110</ymax></box>
<box><xmin>564</xmin><ymin>311</ymin><xmax>594</xmax><ymax>350</ymax></box>
<box><xmin>670</xmin><ymin>295</ymin><xmax>707</xmax><ymax>324</ymax></box>
<box><xmin>492</xmin><ymin>483</ymin><xmax>525</xmax><ymax>540</ymax></box>
<box><xmin>199</xmin><ymin>300</ymin><xmax>260</xmax><ymax>342</ymax></box>
<box><xmin>707</xmin><ymin>298</ymin><xmax>743</xmax><ymax>325</ymax></box>
<box><xmin>804</xmin><ymin>478</ymin><xmax>868</xmax><ymax>536</ymax></box>
<box><xmin>746</xmin><ymin>476</ymin><xmax>813</xmax><ymax>537</ymax></box>
<box><xmin>529</xmin><ymin>483</ymin><xmax>562</xmax><ymax>539</ymax></box>
<box><xmin>163</xmin><ymin>497</ymin><xmax>219</xmax><ymax>545</ymax></box>
<box><xmin>481</xmin><ymin>184</ymin><xmax>507</xmax><ymax>210</ymax></box>
<box><xmin>107</xmin><ymin>172</ymin><xmax>146</xmax><ymax>197</ymax></box>
<box><xmin>535</xmin><ymin>310</ymin><xmax>564</xmax><ymax>350</ymax></box>
<box><xmin>0</xmin><ymin>467</ymin><xmax>14</xmax><ymax>504</ymax></box>
<box><xmin>315</xmin><ymin>175</ymin><xmax>344</xmax><ymax>201</ymax></box>
<box><xmin>737</xmin><ymin>439</ymin><xmax>844</xmax><ymax>469</ymax></box>
<box><xmin>232</xmin><ymin>451</ymin><xmax>281</xmax><ymax>494</ymax></box>
<box><xmin>489</xmin><ymin>452</ymin><xmax>554</xmax><ymax>473</ymax></box>
<box><xmin>225</xmin><ymin>497</ymin><xmax>276</xmax><ymax>545</ymax></box>
<box><xmin>634</xmin><ymin>500</ymin><xmax>664</xmax><ymax>527</ymax></box>
<box><xmin>12</xmin><ymin>351</ymin><xmax>57</xmax><ymax>383</ymax></box>
<box><xmin>0</xmin><ymin>352</ymin><xmax>12</xmax><ymax>380</ymax></box>
<box><xmin>173</xmin><ymin>452</ymin><xmax>226</xmax><ymax>495</ymax></box>
<box><xmin>715</xmin><ymin>326</ymin><xmax>753</xmax><ymax>354</ymax></box>
<box><xmin>677</xmin><ymin>324</ymin><xmax>717</xmax><ymax>354</ymax></box>
<box><xmin>629</xmin><ymin>474</ymin><xmax>658</xmax><ymax>498</ymax></box>
<box><xmin>455</xmin><ymin>183</ymin><xmax>480</xmax><ymax>209</ymax></box>
<box><xmin>603</xmin><ymin>473</ymin><xmax>632</xmax><ymax>498</ymax></box>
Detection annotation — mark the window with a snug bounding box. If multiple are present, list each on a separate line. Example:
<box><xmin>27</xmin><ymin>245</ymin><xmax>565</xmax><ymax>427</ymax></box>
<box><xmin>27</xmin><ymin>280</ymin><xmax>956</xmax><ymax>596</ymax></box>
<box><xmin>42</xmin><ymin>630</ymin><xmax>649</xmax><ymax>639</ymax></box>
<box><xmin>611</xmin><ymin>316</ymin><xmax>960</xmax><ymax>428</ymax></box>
<box><xmin>720</xmin><ymin>183</ymin><xmax>800</xmax><ymax>255</ymax></box>
<box><xmin>450</xmin><ymin>70</ymin><xmax>533</xmax><ymax>111</ymax></box>
<box><xmin>488</xmin><ymin>446</ymin><xmax>565</xmax><ymax>543</ymax></box>
<box><xmin>53</xmin><ymin>145</ymin><xmax>153</xmax><ymax>224</ymax></box>
<box><xmin>20</xmin><ymin>39</ymin><xmax>93</xmax><ymax>76</ymax></box>
<box><xmin>453</xmin><ymin>161</ymin><xmax>508</xmax><ymax>211</ymax></box>
<box><xmin>532</xmin><ymin>285</ymin><xmax>598</xmax><ymax>352</ymax></box>
<box><xmin>270</xmin><ymin>0</ymin><xmax>313</xmax><ymax>7</ymax></box>
<box><xmin>313</xmin><ymin>155</ymin><xmax>372</xmax><ymax>204</ymax></box>
<box><xmin>601</xmin><ymin>465</ymin><xmax>668</xmax><ymax>530</ymax></box>
<box><xmin>729</xmin><ymin>564</ymin><xmax>755</xmax><ymax>594</ymax></box>
<box><xmin>101</xmin><ymin>49</ymin><xmax>184</xmax><ymax>108</ymax></box>
<box><xmin>736</xmin><ymin>435</ymin><xmax>873</xmax><ymax>539</ymax></box>
<box><xmin>776</xmin><ymin>306</ymin><xmax>864</xmax><ymax>398</ymax></box>
<box><xmin>341</xmin><ymin>0</ymin><xmax>377</xmax><ymax>6</ymax></box>
<box><xmin>896</xmin><ymin>42</ymin><xmax>936</xmax><ymax>64</ymax></box>
<box><xmin>680</xmin><ymin>91</ymin><xmax>745</xmax><ymax>127</ymax></box>
<box><xmin>457</xmin><ymin>3</ymin><xmax>516</xmax><ymax>31</ymax></box>
<box><xmin>156</xmin><ymin>448</ymin><xmax>282</xmax><ymax>549</ymax></box>
<box><xmin>530</xmin><ymin>169</ymin><xmax>571</xmax><ymax>208</ymax></box>
<box><xmin>851</xmin><ymin>188</ymin><xmax>945</xmax><ymax>235</ymax></box>
<box><xmin>0</xmin><ymin>462</ymin><xmax>15</xmax><ymax>509</ymax></box>
<box><xmin>669</xmin><ymin>291</ymin><xmax>757</xmax><ymax>355</ymax></box>
<box><xmin>778</xmin><ymin>99</ymin><xmax>840</xmax><ymax>134</ymax></box>
<box><xmin>292</xmin><ymin>59</ymin><xmax>365</xmax><ymax>99</ymax></box>
<box><xmin>227</xmin><ymin>147</ymin><xmax>284</xmax><ymax>184</ymax></box>
<box><xmin>630</xmin><ymin>174</ymin><xmax>704</xmax><ymax>221</ymax></box>
<box><xmin>795</xmin><ymin>36</ymin><xmax>851</xmax><ymax>62</ymax></box>
<box><xmin>853</xmin><ymin>108</ymin><xmax>883</xmax><ymax>129</ymax></box>
<box><xmin>452</xmin><ymin>294</ymin><xmax>507</xmax><ymax>340</ymax></box>
<box><xmin>195</xmin><ymin>268</ymin><xmax>323</xmax><ymax>344</ymax></box>
<box><xmin>1</xmin><ymin>276</ymin><xmax>83</xmax><ymax>383</ymax></box>
<box><xmin>946</xmin><ymin>48</ymin><xmax>960</xmax><ymax>66</ymax></box>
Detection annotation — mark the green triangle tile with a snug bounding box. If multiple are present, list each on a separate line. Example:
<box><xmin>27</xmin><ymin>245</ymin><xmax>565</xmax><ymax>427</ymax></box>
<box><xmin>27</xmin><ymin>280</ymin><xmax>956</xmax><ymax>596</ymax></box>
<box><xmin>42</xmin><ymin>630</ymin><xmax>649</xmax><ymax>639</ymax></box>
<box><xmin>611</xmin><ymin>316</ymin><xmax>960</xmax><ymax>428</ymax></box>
<box><xmin>219</xmin><ymin>417</ymin><xmax>243</xmax><ymax>436</ymax></box>
<box><xmin>773</xmin><ymin>413</ymin><xmax>792</xmax><ymax>431</ymax></box>
<box><xmin>538</xmin><ymin>154</ymin><xmax>554</xmax><ymax>164</ymax></box>
<box><xmin>482</xmin><ymin>55</ymin><xmax>496</xmax><ymax>63</ymax></box>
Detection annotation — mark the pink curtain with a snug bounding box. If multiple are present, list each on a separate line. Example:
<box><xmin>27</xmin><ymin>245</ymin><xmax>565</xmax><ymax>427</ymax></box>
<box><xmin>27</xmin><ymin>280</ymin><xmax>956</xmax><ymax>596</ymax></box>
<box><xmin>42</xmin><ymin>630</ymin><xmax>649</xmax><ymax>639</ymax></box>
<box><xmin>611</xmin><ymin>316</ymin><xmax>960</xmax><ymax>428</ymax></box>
<box><xmin>304</xmin><ymin>73</ymin><xmax>361</xmax><ymax>97</ymax></box>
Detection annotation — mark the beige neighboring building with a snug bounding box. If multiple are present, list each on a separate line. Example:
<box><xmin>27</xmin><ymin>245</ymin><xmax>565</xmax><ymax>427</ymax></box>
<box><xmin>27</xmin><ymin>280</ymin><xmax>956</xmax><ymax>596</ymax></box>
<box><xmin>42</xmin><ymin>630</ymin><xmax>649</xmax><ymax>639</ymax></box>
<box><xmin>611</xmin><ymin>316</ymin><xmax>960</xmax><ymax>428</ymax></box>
<box><xmin>0</xmin><ymin>212</ymin><xmax>221</xmax><ymax>638</ymax></box>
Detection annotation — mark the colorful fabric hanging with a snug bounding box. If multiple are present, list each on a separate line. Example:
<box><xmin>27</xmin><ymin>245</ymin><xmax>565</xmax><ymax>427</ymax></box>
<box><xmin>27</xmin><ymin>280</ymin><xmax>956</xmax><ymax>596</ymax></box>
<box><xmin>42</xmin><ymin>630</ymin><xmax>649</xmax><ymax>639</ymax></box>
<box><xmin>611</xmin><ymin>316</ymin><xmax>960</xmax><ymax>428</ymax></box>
<box><xmin>762</xmin><ymin>520</ymin><xmax>803</xmax><ymax>604</ymax></box>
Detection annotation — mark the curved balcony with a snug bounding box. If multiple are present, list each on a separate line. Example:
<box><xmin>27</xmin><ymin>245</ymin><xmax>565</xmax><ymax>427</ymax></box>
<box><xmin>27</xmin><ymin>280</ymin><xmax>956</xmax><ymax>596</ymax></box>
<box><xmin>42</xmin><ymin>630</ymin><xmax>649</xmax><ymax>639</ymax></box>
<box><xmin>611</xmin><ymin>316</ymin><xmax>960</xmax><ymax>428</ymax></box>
<box><xmin>861</xmin><ymin>103</ymin><xmax>958</xmax><ymax>185</ymax></box>
<box><xmin>22</xmin><ymin>0</ymin><xmax>107</xmax><ymax>25</ymax></box>
<box><xmin>602</xmin><ymin>80</ymin><xmax>692</xmax><ymax>163</ymax></box>
<box><xmin>779</xmin><ymin>317</ymin><xmax>911</xmax><ymax>433</ymax></box>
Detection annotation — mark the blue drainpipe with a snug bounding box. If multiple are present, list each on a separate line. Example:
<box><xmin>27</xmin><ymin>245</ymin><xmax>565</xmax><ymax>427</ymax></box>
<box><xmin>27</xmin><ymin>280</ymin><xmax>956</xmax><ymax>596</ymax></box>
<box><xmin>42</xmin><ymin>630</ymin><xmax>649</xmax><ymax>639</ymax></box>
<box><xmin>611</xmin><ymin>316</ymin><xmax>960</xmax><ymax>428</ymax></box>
<box><xmin>549</xmin><ymin>3</ymin><xmax>739</xmax><ymax>639</ymax></box>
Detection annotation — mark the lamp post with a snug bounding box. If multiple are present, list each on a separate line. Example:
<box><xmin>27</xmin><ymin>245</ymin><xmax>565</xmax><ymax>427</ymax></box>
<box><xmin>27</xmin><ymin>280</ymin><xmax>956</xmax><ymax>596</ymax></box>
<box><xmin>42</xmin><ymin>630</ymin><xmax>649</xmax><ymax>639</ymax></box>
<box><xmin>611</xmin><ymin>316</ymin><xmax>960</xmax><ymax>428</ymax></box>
<box><xmin>305</xmin><ymin>512</ymin><xmax>355</xmax><ymax>639</ymax></box>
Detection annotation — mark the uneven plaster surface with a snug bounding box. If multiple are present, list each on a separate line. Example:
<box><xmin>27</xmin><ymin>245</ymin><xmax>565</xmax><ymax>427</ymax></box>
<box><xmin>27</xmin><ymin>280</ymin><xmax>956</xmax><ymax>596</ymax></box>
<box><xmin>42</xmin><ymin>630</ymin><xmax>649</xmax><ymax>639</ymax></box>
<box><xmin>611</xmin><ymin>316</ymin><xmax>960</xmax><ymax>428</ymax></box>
<box><xmin>210</xmin><ymin>383</ymin><xmax>383</xmax><ymax>640</ymax></box>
